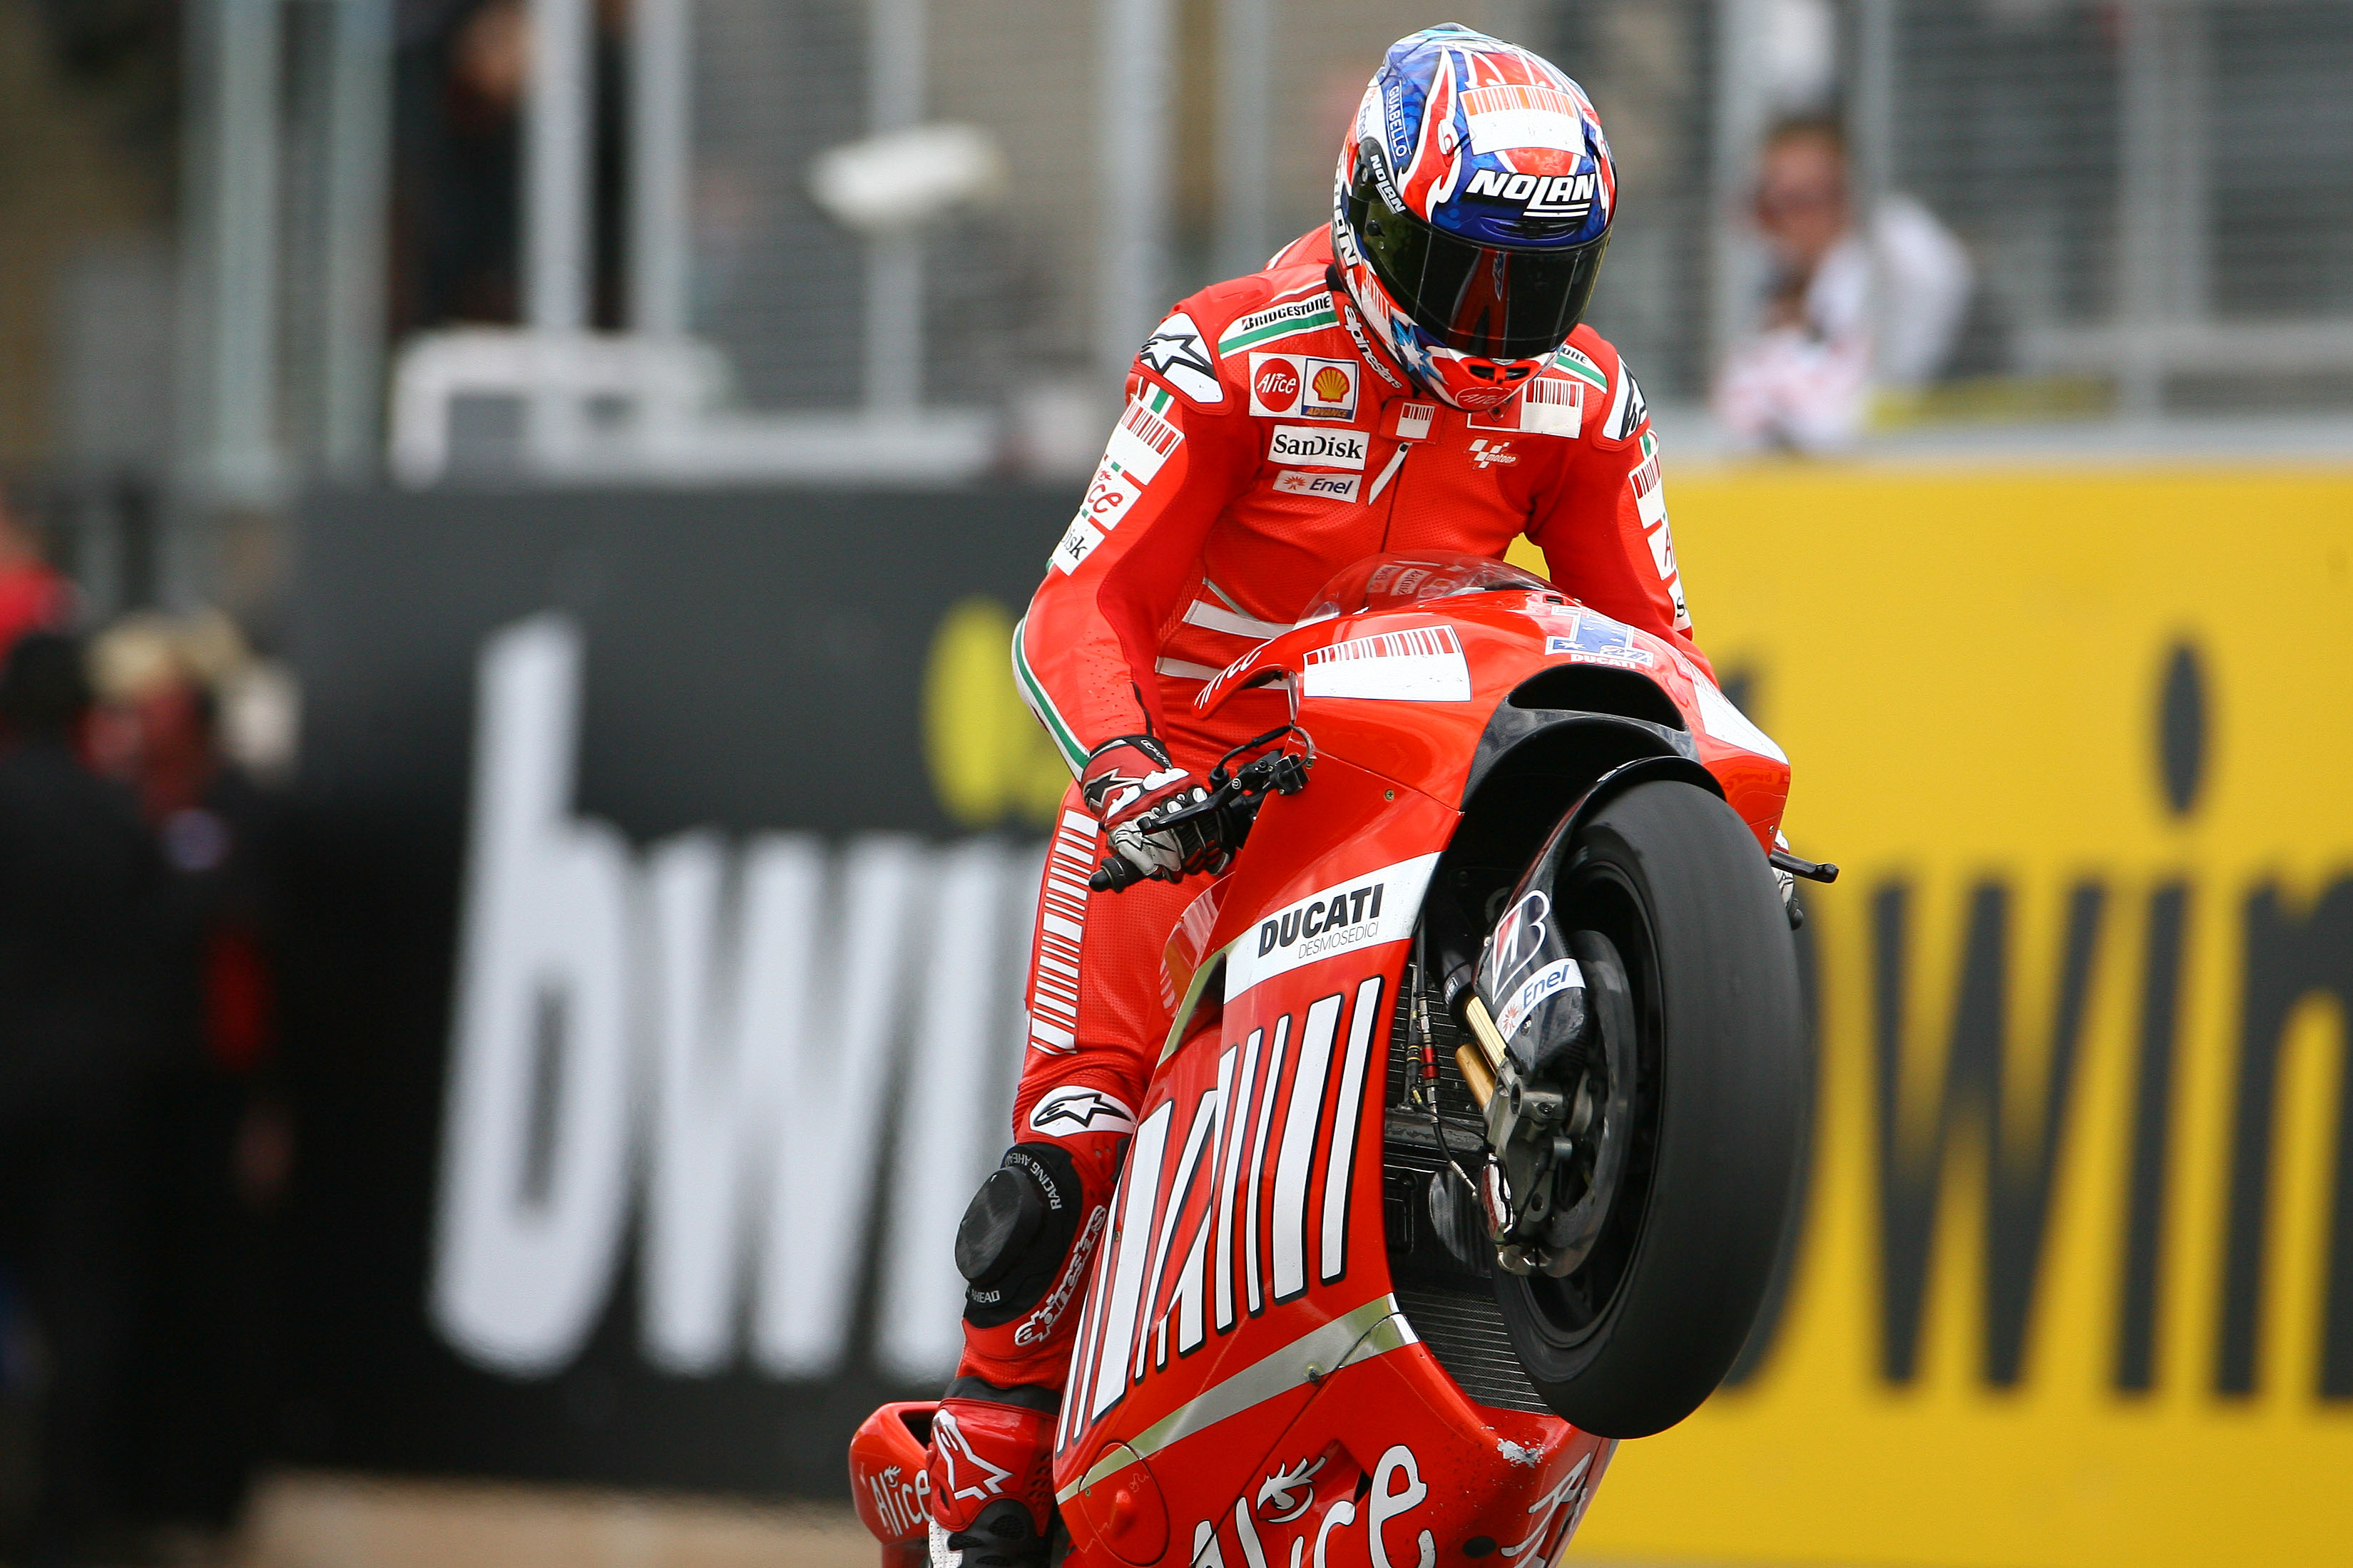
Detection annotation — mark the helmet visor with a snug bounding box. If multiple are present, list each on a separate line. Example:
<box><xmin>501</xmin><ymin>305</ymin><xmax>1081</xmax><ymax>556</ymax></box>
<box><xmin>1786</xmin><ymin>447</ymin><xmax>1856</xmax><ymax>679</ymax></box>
<box><xmin>1346</xmin><ymin>178</ymin><xmax>1608</xmax><ymax>361</ymax></box>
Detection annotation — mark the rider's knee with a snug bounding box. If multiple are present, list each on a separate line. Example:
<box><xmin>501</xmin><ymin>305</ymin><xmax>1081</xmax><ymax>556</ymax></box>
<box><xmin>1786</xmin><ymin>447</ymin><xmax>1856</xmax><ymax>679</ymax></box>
<box><xmin>956</xmin><ymin>1144</ymin><xmax>1086</xmax><ymax>1326</ymax></box>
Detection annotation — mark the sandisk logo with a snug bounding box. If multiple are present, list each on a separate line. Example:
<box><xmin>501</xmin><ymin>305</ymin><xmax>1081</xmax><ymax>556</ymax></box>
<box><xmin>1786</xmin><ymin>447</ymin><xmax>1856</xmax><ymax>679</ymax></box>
<box><xmin>1267</xmin><ymin>426</ymin><xmax>1369</xmax><ymax>471</ymax></box>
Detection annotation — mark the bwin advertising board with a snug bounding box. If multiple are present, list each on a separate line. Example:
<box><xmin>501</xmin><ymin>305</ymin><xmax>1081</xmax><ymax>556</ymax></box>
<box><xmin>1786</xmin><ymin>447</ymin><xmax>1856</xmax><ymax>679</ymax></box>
<box><xmin>284</xmin><ymin>489</ymin><xmax>1077</xmax><ymax>1495</ymax></box>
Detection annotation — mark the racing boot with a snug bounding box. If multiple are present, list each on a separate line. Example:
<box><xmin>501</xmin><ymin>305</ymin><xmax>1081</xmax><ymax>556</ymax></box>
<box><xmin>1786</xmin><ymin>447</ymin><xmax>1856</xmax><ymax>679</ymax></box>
<box><xmin>925</xmin><ymin>1378</ymin><xmax>1059</xmax><ymax>1568</ymax></box>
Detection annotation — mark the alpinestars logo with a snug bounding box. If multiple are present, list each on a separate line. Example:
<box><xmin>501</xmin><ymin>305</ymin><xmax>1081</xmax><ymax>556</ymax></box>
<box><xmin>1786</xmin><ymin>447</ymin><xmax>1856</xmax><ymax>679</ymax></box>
<box><xmin>1028</xmin><ymin>1085</ymin><xmax>1138</xmax><ymax>1137</ymax></box>
<box><xmin>1012</xmin><ymin>1203</ymin><xmax>1107</xmax><ymax>1348</ymax></box>
<box><xmin>1139</xmin><ymin>312</ymin><xmax>1223</xmax><ymax>404</ymax></box>
<box><xmin>929</xmin><ymin>1408</ymin><xmax>1013</xmax><ymax>1504</ymax></box>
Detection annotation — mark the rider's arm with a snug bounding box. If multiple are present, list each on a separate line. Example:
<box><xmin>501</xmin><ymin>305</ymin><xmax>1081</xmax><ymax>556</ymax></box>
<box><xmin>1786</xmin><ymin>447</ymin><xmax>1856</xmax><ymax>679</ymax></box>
<box><xmin>1014</xmin><ymin>354</ymin><xmax>1260</xmax><ymax>774</ymax></box>
<box><xmin>1523</xmin><ymin>361</ymin><xmax>1715</xmax><ymax>682</ymax></box>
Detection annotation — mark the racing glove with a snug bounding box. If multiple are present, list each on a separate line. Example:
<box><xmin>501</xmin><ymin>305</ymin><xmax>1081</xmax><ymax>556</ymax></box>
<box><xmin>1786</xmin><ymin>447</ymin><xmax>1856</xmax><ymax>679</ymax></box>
<box><xmin>927</xmin><ymin>1379</ymin><xmax>1059</xmax><ymax>1568</ymax></box>
<box><xmin>1080</xmin><ymin>735</ymin><xmax>1220</xmax><ymax>883</ymax></box>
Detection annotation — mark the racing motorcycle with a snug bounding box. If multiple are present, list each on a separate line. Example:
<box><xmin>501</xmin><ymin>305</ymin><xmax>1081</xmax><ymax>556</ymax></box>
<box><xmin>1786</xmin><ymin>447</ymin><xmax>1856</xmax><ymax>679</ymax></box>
<box><xmin>852</xmin><ymin>553</ymin><xmax>1819</xmax><ymax>1568</ymax></box>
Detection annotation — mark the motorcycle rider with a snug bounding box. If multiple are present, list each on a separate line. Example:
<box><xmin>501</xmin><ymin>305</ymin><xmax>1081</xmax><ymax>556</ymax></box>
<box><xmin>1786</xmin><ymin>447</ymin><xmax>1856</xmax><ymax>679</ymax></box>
<box><xmin>928</xmin><ymin>27</ymin><xmax>1710</xmax><ymax>1565</ymax></box>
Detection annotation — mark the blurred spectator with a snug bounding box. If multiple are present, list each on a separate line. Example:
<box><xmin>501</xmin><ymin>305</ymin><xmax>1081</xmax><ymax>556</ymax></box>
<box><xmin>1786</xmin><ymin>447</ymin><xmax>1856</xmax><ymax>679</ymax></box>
<box><xmin>391</xmin><ymin>0</ymin><xmax>631</xmax><ymax>332</ymax></box>
<box><xmin>0</xmin><ymin>497</ymin><xmax>74</xmax><ymax>661</ymax></box>
<box><xmin>0</xmin><ymin>632</ymin><xmax>161</xmax><ymax>1564</ymax></box>
<box><xmin>88</xmin><ymin>613</ymin><xmax>292</xmax><ymax>1537</ymax></box>
<box><xmin>1713</xmin><ymin>115</ymin><xmax>1974</xmax><ymax>453</ymax></box>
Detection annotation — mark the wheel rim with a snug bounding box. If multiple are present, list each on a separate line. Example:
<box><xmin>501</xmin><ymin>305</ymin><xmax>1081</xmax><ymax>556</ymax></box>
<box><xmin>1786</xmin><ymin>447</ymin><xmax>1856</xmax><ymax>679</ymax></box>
<box><xmin>1506</xmin><ymin>859</ymin><xmax>1664</xmax><ymax>1350</ymax></box>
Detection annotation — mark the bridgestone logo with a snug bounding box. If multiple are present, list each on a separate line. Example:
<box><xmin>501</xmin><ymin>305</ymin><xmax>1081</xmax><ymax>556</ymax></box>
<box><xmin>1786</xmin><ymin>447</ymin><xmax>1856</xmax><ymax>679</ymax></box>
<box><xmin>1267</xmin><ymin>426</ymin><xmax>1369</xmax><ymax>470</ymax></box>
<box><xmin>1220</xmin><ymin>297</ymin><xmax>1337</xmax><ymax>353</ymax></box>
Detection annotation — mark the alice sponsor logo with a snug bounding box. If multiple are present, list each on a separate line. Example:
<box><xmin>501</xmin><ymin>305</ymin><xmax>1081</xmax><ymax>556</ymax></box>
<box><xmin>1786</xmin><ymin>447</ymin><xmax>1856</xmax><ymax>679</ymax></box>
<box><xmin>1254</xmin><ymin>360</ymin><xmax>1300</xmax><ymax>406</ymax></box>
<box><xmin>1267</xmin><ymin>425</ymin><xmax>1369</xmax><ymax>470</ymax></box>
<box><xmin>864</xmin><ymin>1465</ymin><xmax>929</xmax><ymax>1539</ymax></box>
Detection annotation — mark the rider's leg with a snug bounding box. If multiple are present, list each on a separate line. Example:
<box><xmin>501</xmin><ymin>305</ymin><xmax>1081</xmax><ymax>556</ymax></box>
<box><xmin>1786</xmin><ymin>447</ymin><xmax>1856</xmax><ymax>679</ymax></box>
<box><xmin>927</xmin><ymin>784</ymin><xmax>1205</xmax><ymax>1566</ymax></box>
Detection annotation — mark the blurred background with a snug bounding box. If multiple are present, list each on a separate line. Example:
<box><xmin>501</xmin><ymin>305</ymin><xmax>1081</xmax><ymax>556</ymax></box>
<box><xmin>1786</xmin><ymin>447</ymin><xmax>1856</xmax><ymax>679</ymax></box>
<box><xmin>0</xmin><ymin>1</ymin><xmax>2348</xmax><ymax>1566</ymax></box>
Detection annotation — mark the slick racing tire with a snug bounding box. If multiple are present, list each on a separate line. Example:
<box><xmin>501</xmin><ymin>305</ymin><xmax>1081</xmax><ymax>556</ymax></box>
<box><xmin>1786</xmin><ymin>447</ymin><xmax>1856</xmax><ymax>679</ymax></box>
<box><xmin>1492</xmin><ymin>779</ymin><xmax>1804</xmax><ymax>1438</ymax></box>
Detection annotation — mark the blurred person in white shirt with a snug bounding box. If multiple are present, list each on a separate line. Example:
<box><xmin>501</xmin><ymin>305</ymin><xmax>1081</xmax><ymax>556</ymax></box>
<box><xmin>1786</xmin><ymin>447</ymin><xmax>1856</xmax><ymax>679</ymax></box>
<box><xmin>1713</xmin><ymin>115</ymin><xmax>1972</xmax><ymax>453</ymax></box>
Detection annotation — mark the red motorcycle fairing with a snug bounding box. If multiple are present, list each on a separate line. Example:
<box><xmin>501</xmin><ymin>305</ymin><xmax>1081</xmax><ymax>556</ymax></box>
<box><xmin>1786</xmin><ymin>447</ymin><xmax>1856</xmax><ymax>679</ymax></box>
<box><xmin>1039</xmin><ymin>588</ymin><xmax>1784</xmax><ymax>1567</ymax></box>
<box><xmin>1195</xmin><ymin>588</ymin><xmax>1789</xmax><ymax>848</ymax></box>
<box><xmin>1049</xmin><ymin>774</ymin><xmax>1611</xmax><ymax>1568</ymax></box>
<box><xmin>850</xmin><ymin>1403</ymin><xmax>937</xmax><ymax>1568</ymax></box>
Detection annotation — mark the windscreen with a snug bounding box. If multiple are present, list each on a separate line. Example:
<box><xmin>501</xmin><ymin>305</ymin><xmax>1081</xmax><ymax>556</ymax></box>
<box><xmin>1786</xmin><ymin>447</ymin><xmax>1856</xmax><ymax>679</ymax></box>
<box><xmin>1297</xmin><ymin>552</ymin><xmax>1553</xmax><ymax>625</ymax></box>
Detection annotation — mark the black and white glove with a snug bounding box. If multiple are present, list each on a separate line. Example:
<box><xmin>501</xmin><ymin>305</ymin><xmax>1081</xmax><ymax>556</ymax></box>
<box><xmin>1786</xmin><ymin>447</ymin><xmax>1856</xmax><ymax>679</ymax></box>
<box><xmin>1081</xmin><ymin>736</ymin><xmax>1225</xmax><ymax>885</ymax></box>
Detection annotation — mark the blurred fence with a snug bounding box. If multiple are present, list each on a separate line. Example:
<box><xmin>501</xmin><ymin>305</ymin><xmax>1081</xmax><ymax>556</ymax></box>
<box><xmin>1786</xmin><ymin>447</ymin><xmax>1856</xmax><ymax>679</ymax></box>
<box><xmin>132</xmin><ymin>0</ymin><xmax>2353</xmax><ymax>503</ymax></box>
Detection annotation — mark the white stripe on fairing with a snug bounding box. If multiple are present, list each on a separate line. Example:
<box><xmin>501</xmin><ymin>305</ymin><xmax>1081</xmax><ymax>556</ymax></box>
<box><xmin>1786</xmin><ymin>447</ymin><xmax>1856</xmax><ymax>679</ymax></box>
<box><xmin>1061</xmin><ymin>810</ymin><xmax>1098</xmax><ymax>838</ymax></box>
<box><xmin>1091</xmin><ymin>1100</ymin><xmax>1173</xmax><ymax>1419</ymax></box>
<box><xmin>1213</xmin><ymin>1032</ymin><xmax>1259</xmax><ymax>1332</ymax></box>
<box><xmin>1270</xmin><ymin>993</ymin><xmax>1343</xmax><ymax>1302</ymax></box>
<box><xmin>1183</xmin><ymin>600</ymin><xmax>1290</xmax><ymax>642</ymax></box>
<box><xmin>1036</xmin><ymin>951</ymin><xmax>1081</xmax><ymax>983</ymax></box>
<box><xmin>1041</xmin><ymin>912</ymin><xmax>1084</xmax><ymax>943</ymax></box>
<box><xmin>1242</xmin><ymin>1016</ymin><xmax>1289</xmax><ymax>1315</ymax></box>
<box><xmin>1155</xmin><ymin>657</ymin><xmax>1223</xmax><ymax>682</ymax></box>
<box><xmin>1134</xmin><ymin>1085</ymin><xmax>1220</xmax><ymax>1380</ymax></box>
<box><xmin>1029</xmin><ymin>1015</ymin><xmax>1076</xmax><ymax>1051</ymax></box>
<box><xmin>1320</xmin><ymin>976</ymin><xmax>1384</xmax><ymax>1283</ymax></box>
<box><xmin>1060</xmin><ymin>1208</ymin><xmax>1115</xmax><ymax>1451</ymax></box>
<box><xmin>1184</xmin><ymin>1045</ymin><xmax>1237</xmax><ymax>1353</ymax></box>
<box><xmin>1172</xmin><ymin>1207</ymin><xmax>1212</xmax><ymax>1359</ymax></box>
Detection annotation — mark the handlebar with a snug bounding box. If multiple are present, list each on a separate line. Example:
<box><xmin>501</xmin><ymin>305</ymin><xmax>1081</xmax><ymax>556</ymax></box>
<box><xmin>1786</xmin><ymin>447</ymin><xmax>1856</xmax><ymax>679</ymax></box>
<box><xmin>1088</xmin><ymin>855</ymin><xmax>1148</xmax><ymax>893</ymax></box>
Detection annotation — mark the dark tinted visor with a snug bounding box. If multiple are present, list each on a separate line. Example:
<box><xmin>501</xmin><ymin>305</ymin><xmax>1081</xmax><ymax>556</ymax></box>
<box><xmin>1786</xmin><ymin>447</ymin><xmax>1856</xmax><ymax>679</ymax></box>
<box><xmin>1346</xmin><ymin>177</ymin><xmax>1607</xmax><ymax>360</ymax></box>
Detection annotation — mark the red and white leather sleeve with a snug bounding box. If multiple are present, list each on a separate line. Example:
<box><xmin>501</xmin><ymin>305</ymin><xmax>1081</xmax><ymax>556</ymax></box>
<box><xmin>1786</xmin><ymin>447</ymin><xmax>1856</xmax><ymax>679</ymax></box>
<box><xmin>1525</xmin><ymin>364</ymin><xmax>1715</xmax><ymax>682</ymax></box>
<box><xmin>1013</xmin><ymin>368</ymin><xmax>1259</xmax><ymax>774</ymax></box>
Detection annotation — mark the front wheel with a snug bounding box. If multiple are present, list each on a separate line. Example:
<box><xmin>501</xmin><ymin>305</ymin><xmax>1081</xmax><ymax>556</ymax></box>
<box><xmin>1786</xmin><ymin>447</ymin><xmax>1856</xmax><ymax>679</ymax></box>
<box><xmin>1492</xmin><ymin>780</ymin><xmax>1805</xmax><ymax>1438</ymax></box>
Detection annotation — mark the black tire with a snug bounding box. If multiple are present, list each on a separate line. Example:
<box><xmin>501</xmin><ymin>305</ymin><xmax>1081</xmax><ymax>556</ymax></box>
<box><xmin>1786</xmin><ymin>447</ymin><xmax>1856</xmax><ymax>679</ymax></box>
<box><xmin>1491</xmin><ymin>779</ymin><xmax>1805</xmax><ymax>1438</ymax></box>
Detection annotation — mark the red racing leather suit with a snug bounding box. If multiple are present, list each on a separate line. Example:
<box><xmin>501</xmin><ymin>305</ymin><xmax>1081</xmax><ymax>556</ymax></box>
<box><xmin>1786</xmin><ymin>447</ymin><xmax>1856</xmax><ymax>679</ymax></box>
<box><xmin>957</xmin><ymin>228</ymin><xmax>1708</xmax><ymax>1403</ymax></box>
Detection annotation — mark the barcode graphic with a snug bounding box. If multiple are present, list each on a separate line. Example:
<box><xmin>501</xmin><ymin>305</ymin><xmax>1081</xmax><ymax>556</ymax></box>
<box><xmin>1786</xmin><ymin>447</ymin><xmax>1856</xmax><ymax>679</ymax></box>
<box><xmin>1121</xmin><ymin>399</ymin><xmax>1180</xmax><ymax>456</ymax></box>
<box><xmin>1523</xmin><ymin>378</ymin><xmax>1581</xmax><ymax>407</ymax></box>
<box><xmin>1628</xmin><ymin>454</ymin><xmax>1660</xmax><ymax>498</ymax></box>
<box><xmin>1305</xmin><ymin>625</ymin><xmax>1464</xmax><ymax>666</ymax></box>
<box><xmin>1462</xmin><ymin>85</ymin><xmax>1578</xmax><ymax>119</ymax></box>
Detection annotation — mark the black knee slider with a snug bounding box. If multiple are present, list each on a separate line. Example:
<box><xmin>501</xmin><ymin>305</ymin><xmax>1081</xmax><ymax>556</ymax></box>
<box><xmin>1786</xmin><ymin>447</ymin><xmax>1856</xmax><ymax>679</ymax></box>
<box><xmin>956</xmin><ymin>1144</ymin><xmax>1083</xmax><ymax>1328</ymax></box>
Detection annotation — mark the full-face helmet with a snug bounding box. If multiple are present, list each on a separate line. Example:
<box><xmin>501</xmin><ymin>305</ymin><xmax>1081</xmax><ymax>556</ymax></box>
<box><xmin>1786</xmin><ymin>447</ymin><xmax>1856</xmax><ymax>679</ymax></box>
<box><xmin>1333</xmin><ymin>26</ymin><xmax>1616</xmax><ymax>411</ymax></box>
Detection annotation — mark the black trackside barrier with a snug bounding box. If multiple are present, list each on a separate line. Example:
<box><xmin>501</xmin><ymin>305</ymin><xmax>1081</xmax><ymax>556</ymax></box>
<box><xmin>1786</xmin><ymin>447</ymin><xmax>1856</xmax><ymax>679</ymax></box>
<box><xmin>281</xmin><ymin>486</ymin><xmax>1078</xmax><ymax>1497</ymax></box>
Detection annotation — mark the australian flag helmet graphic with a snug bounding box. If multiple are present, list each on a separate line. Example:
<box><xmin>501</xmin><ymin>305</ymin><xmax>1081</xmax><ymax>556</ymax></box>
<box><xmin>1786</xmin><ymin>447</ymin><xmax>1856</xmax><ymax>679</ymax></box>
<box><xmin>1332</xmin><ymin>25</ymin><xmax>1616</xmax><ymax>408</ymax></box>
